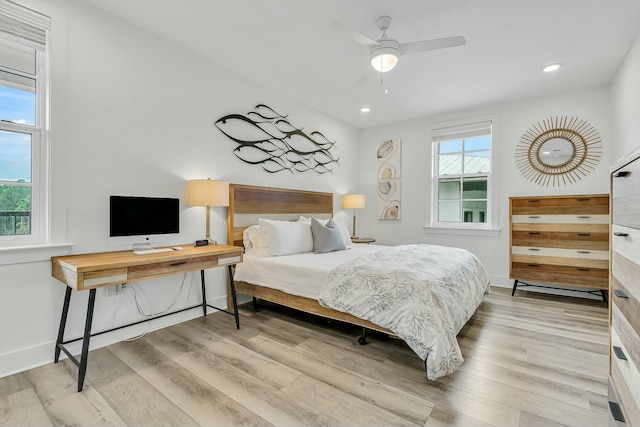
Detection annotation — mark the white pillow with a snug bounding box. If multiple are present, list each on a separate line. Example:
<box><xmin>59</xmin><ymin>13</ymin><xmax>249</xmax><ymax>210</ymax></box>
<box><xmin>299</xmin><ymin>216</ymin><xmax>352</xmax><ymax>247</ymax></box>
<box><xmin>242</xmin><ymin>225</ymin><xmax>269</xmax><ymax>256</ymax></box>
<box><xmin>258</xmin><ymin>218</ymin><xmax>313</xmax><ymax>256</ymax></box>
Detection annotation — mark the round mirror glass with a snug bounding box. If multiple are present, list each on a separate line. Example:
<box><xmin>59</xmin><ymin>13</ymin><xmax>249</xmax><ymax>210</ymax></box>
<box><xmin>538</xmin><ymin>138</ymin><xmax>574</xmax><ymax>166</ymax></box>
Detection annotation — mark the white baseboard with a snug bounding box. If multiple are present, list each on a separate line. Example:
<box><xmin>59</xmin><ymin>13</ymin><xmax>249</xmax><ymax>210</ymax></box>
<box><xmin>0</xmin><ymin>295</ymin><xmax>228</xmax><ymax>379</ymax></box>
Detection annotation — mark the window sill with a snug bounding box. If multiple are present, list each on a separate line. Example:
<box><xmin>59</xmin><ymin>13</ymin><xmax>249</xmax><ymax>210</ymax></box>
<box><xmin>423</xmin><ymin>226</ymin><xmax>501</xmax><ymax>237</ymax></box>
<box><xmin>0</xmin><ymin>243</ymin><xmax>75</xmax><ymax>265</ymax></box>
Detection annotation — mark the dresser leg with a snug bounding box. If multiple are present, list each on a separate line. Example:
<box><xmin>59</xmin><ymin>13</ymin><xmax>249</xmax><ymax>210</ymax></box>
<box><xmin>77</xmin><ymin>288</ymin><xmax>96</xmax><ymax>392</ymax></box>
<box><xmin>228</xmin><ymin>265</ymin><xmax>239</xmax><ymax>329</ymax></box>
<box><xmin>54</xmin><ymin>286</ymin><xmax>73</xmax><ymax>363</ymax></box>
<box><xmin>511</xmin><ymin>280</ymin><xmax>519</xmax><ymax>296</ymax></box>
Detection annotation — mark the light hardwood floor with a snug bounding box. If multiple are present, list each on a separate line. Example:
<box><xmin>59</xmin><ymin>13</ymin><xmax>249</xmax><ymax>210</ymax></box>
<box><xmin>0</xmin><ymin>287</ymin><xmax>609</xmax><ymax>427</ymax></box>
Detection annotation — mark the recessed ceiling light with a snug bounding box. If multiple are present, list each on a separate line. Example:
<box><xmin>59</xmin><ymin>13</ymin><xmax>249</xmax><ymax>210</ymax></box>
<box><xmin>543</xmin><ymin>63</ymin><xmax>563</xmax><ymax>73</ymax></box>
<box><xmin>360</xmin><ymin>107</ymin><xmax>371</xmax><ymax>113</ymax></box>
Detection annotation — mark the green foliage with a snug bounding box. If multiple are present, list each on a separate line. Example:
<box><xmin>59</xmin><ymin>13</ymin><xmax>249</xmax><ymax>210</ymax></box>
<box><xmin>0</xmin><ymin>184</ymin><xmax>31</xmax><ymax>211</ymax></box>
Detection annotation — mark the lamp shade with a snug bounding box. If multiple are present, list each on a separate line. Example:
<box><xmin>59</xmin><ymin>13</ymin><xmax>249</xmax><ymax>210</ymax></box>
<box><xmin>187</xmin><ymin>179</ymin><xmax>229</xmax><ymax>207</ymax></box>
<box><xmin>342</xmin><ymin>193</ymin><xmax>365</xmax><ymax>209</ymax></box>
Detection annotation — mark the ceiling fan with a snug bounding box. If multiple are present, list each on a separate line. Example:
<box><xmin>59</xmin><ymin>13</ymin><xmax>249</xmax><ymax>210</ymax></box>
<box><xmin>331</xmin><ymin>15</ymin><xmax>466</xmax><ymax>74</ymax></box>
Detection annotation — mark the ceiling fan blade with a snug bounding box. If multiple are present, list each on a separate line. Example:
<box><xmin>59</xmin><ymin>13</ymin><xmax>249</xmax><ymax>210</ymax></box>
<box><xmin>399</xmin><ymin>35</ymin><xmax>466</xmax><ymax>55</ymax></box>
<box><xmin>355</xmin><ymin>64</ymin><xmax>374</xmax><ymax>85</ymax></box>
<box><xmin>330</xmin><ymin>19</ymin><xmax>378</xmax><ymax>47</ymax></box>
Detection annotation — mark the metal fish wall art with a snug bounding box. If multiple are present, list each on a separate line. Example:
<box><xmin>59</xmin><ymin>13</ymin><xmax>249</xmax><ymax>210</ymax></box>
<box><xmin>215</xmin><ymin>104</ymin><xmax>340</xmax><ymax>174</ymax></box>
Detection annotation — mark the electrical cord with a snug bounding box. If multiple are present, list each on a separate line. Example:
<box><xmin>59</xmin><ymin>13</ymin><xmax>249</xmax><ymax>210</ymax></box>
<box><xmin>129</xmin><ymin>272</ymin><xmax>189</xmax><ymax>317</ymax></box>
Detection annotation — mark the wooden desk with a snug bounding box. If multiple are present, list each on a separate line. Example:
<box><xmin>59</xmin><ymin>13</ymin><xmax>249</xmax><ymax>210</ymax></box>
<box><xmin>51</xmin><ymin>244</ymin><xmax>243</xmax><ymax>391</ymax></box>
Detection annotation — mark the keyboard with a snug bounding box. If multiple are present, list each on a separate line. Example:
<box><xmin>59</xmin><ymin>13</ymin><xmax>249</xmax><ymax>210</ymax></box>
<box><xmin>133</xmin><ymin>248</ymin><xmax>173</xmax><ymax>255</ymax></box>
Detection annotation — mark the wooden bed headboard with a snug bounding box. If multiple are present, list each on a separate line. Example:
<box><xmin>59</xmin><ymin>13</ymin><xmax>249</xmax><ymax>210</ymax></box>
<box><xmin>227</xmin><ymin>184</ymin><xmax>334</xmax><ymax>247</ymax></box>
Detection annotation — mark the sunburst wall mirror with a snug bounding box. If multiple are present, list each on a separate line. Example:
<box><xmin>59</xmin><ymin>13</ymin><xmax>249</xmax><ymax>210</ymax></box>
<box><xmin>515</xmin><ymin>116</ymin><xmax>603</xmax><ymax>186</ymax></box>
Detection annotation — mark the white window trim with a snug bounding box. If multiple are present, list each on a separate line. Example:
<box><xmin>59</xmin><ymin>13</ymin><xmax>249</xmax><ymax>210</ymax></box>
<box><xmin>0</xmin><ymin>1</ymin><xmax>50</xmax><ymax>248</ymax></box>
<box><xmin>427</xmin><ymin>114</ymin><xmax>501</xmax><ymax>234</ymax></box>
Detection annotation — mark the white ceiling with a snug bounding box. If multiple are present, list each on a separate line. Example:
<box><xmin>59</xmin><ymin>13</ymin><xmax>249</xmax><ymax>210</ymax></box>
<box><xmin>80</xmin><ymin>0</ymin><xmax>640</xmax><ymax>129</ymax></box>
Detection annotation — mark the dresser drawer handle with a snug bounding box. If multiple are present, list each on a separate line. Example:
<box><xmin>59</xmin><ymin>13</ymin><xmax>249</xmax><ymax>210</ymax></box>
<box><xmin>609</xmin><ymin>401</ymin><xmax>626</xmax><ymax>422</ymax></box>
<box><xmin>527</xmin><ymin>264</ymin><xmax>540</xmax><ymax>267</ymax></box>
<box><xmin>577</xmin><ymin>216</ymin><xmax>591</xmax><ymax>219</ymax></box>
<box><xmin>576</xmin><ymin>268</ymin><xmax>591</xmax><ymax>271</ymax></box>
<box><xmin>613</xmin><ymin>346</ymin><xmax>628</xmax><ymax>361</ymax></box>
<box><xmin>528</xmin><ymin>232</ymin><xmax>540</xmax><ymax>235</ymax></box>
<box><xmin>527</xmin><ymin>199</ymin><xmax>540</xmax><ymax>202</ymax></box>
<box><xmin>528</xmin><ymin>248</ymin><xmax>540</xmax><ymax>251</ymax></box>
<box><xmin>613</xmin><ymin>171</ymin><xmax>630</xmax><ymax>178</ymax></box>
<box><xmin>576</xmin><ymin>198</ymin><xmax>591</xmax><ymax>201</ymax></box>
<box><xmin>576</xmin><ymin>233</ymin><xmax>591</xmax><ymax>236</ymax></box>
<box><xmin>528</xmin><ymin>215</ymin><xmax>540</xmax><ymax>219</ymax></box>
<box><xmin>614</xmin><ymin>289</ymin><xmax>628</xmax><ymax>299</ymax></box>
<box><xmin>170</xmin><ymin>261</ymin><xmax>187</xmax><ymax>266</ymax></box>
<box><xmin>613</xmin><ymin>232</ymin><xmax>629</xmax><ymax>237</ymax></box>
<box><xmin>577</xmin><ymin>250</ymin><xmax>591</xmax><ymax>254</ymax></box>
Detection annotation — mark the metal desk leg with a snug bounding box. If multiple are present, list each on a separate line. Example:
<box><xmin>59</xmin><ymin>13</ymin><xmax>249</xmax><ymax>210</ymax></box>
<box><xmin>54</xmin><ymin>286</ymin><xmax>73</xmax><ymax>363</ymax></box>
<box><xmin>77</xmin><ymin>288</ymin><xmax>96</xmax><ymax>392</ymax></box>
<box><xmin>228</xmin><ymin>265</ymin><xmax>239</xmax><ymax>329</ymax></box>
<box><xmin>201</xmin><ymin>270</ymin><xmax>207</xmax><ymax>316</ymax></box>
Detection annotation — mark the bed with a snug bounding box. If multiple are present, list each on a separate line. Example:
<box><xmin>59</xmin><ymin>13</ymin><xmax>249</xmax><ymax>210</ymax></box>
<box><xmin>226</xmin><ymin>184</ymin><xmax>490</xmax><ymax>379</ymax></box>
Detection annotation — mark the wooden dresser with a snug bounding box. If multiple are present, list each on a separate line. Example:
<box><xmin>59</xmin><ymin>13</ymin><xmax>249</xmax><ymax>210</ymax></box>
<box><xmin>609</xmin><ymin>149</ymin><xmax>640</xmax><ymax>426</ymax></box>
<box><xmin>509</xmin><ymin>194</ymin><xmax>610</xmax><ymax>300</ymax></box>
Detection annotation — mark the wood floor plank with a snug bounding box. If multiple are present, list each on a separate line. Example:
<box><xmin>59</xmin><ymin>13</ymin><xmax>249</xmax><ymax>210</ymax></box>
<box><xmin>0</xmin><ymin>287</ymin><xmax>608</xmax><ymax>427</ymax></box>
<box><xmin>108</xmin><ymin>340</ymin><xmax>274</xmax><ymax>426</ymax></box>
<box><xmin>244</xmin><ymin>334</ymin><xmax>434</xmax><ymax>425</ymax></box>
<box><xmin>0</xmin><ymin>388</ymin><xmax>53</xmax><ymax>427</ymax></box>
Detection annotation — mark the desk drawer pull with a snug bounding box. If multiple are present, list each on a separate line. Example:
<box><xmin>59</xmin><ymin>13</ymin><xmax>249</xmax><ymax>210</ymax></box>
<box><xmin>613</xmin><ymin>346</ymin><xmax>628</xmax><ymax>361</ymax></box>
<box><xmin>577</xmin><ymin>233</ymin><xmax>591</xmax><ymax>236</ymax></box>
<box><xmin>613</xmin><ymin>171</ymin><xmax>630</xmax><ymax>178</ymax></box>
<box><xmin>614</xmin><ymin>232</ymin><xmax>629</xmax><ymax>237</ymax></box>
<box><xmin>614</xmin><ymin>289</ymin><xmax>628</xmax><ymax>299</ymax></box>
<box><xmin>609</xmin><ymin>401</ymin><xmax>626</xmax><ymax>422</ymax></box>
<box><xmin>170</xmin><ymin>261</ymin><xmax>187</xmax><ymax>266</ymax></box>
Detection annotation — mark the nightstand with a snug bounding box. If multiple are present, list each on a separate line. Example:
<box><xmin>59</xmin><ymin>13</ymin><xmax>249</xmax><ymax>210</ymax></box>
<box><xmin>351</xmin><ymin>237</ymin><xmax>375</xmax><ymax>244</ymax></box>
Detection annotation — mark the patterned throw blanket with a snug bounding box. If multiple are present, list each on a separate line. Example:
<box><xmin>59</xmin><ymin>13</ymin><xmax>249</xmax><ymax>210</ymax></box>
<box><xmin>318</xmin><ymin>244</ymin><xmax>490</xmax><ymax>380</ymax></box>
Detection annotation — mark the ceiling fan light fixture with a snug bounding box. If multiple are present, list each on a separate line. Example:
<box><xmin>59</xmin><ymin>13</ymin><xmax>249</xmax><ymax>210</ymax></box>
<box><xmin>370</xmin><ymin>39</ymin><xmax>400</xmax><ymax>73</ymax></box>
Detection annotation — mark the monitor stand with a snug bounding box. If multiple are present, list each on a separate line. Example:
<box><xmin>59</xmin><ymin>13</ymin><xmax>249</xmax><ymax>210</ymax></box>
<box><xmin>132</xmin><ymin>242</ymin><xmax>153</xmax><ymax>251</ymax></box>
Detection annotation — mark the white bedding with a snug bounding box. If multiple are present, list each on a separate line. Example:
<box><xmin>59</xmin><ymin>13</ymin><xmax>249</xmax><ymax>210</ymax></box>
<box><xmin>234</xmin><ymin>244</ymin><xmax>385</xmax><ymax>299</ymax></box>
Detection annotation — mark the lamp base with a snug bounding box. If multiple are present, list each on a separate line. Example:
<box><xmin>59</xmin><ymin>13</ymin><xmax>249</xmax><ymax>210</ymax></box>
<box><xmin>351</xmin><ymin>234</ymin><xmax>359</xmax><ymax>240</ymax></box>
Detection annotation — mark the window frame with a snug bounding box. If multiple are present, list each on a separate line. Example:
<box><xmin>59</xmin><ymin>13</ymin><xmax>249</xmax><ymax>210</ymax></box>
<box><xmin>429</xmin><ymin>118</ymin><xmax>498</xmax><ymax>232</ymax></box>
<box><xmin>0</xmin><ymin>3</ymin><xmax>50</xmax><ymax>247</ymax></box>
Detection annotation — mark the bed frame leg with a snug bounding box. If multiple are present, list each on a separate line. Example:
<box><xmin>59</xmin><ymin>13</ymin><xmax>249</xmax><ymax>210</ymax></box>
<box><xmin>252</xmin><ymin>297</ymin><xmax>259</xmax><ymax>311</ymax></box>
<box><xmin>357</xmin><ymin>328</ymin><xmax>367</xmax><ymax>345</ymax></box>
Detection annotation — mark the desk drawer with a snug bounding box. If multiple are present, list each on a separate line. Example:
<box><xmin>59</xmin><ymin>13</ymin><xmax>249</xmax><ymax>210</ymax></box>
<box><xmin>127</xmin><ymin>254</ymin><xmax>241</xmax><ymax>280</ymax></box>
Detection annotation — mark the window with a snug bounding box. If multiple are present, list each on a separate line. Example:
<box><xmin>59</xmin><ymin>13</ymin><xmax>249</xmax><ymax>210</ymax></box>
<box><xmin>432</xmin><ymin>121</ymin><xmax>492</xmax><ymax>228</ymax></box>
<box><xmin>0</xmin><ymin>2</ymin><xmax>50</xmax><ymax>245</ymax></box>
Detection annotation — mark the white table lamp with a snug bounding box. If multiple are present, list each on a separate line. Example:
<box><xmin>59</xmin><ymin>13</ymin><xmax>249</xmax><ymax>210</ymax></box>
<box><xmin>187</xmin><ymin>179</ymin><xmax>229</xmax><ymax>244</ymax></box>
<box><xmin>342</xmin><ymin>193</ymin><xmax>365</xmax><ymax>239</ymax></box>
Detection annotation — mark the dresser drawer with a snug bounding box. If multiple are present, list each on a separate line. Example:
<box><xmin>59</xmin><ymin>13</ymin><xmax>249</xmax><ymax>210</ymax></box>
<box><xmin>611</xmin><ymin>253</ymin><xmax>640</xmax><ymax>338</ymax></box>
<box><xmin>511</xmin><ymin>230</ymin><xmax>609</xmax><ymax>250</ymax></box>
<box><xmin>511</xmin><ymin>195</ymin><xmax>608</xmax><ymax>211</ymax></box>
<box><xmin>512</xmin><ymin>246</ymin><xmax>608</xmax><ymax>260</ymax></box>
<box><xmin>609</xmin><ymin>379</ymin><xmax>632</xmax><ymax>427</ymax></box>
<box><xmin>511</xmin><ymin>264</ymin><xmax>608</xmax><ymax>288</ymax></box>
<box><xmin>612</xmin><ymin>156</ymin><xmax>640</xmax><ymax>199</ymax></box>
<box><xmin>611</xmin><ymin>324</ymin><xmax>640</xmax><ymax>427</ymax></box>
<box><xmin>127</xmin><ymin>253</ymin><xmax>242</xmax><ymax>280</ymax></box>
<box><xmin>512</xmin><ymin>214</ymin><xmax>609</xmax><ymax>224</ymax></box>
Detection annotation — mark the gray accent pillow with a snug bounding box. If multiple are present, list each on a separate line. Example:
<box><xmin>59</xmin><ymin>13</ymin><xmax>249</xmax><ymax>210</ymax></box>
<box><xmin>311</xmin><ymin>218</ymin><xmax>347</xmax><ymax>253</ymax></box>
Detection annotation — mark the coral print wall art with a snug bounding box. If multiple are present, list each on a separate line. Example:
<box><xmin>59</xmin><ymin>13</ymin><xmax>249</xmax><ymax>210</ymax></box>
<box><xmin>376</xmin><ymin>139</ymin><xmax>401</xmax><ymax>220</ymax></box>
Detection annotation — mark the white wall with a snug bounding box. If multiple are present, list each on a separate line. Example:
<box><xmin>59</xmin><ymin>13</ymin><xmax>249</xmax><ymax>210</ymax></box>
<box><xmin>612</xmin><ymin>33</ymin><xmax>640</xmax><ymax>161</ymax></box>
<box><xmin>358</xmin><ymin>85</ymin><xmax>613</xmax><ymax>288</ymax></box>
<box><xmin>0</xmin><ymin>0</ymin><xmax>360</xmax><ymax>377</ymax></box>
